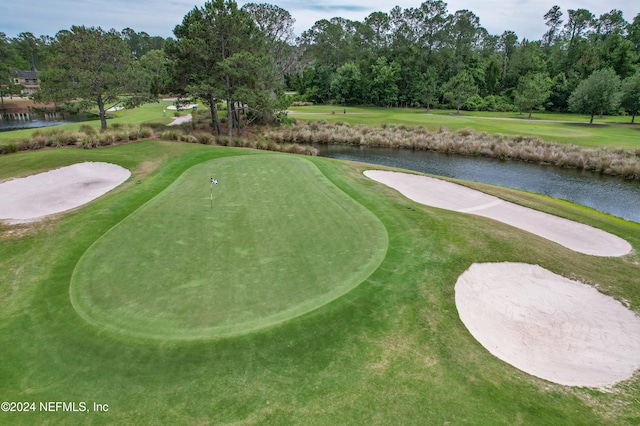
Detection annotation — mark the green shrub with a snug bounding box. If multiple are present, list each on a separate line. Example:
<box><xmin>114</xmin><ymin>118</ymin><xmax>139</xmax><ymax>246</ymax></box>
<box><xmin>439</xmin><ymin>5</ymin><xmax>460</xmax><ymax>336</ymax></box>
<box><xmin>215</xmin><ymin>135</ymin><xmax>231</xmax><ymax>146</ymax></box>
<box><xmin>80</xmin><ymin>134</ymin><xmax>99</xmax><ymax>148</ymax></box>
<box><xmin>463</xmin><ymin>94</ymin><xmax>485</xmax><ymax>111</ymax></box>
<box><xmin>16</xmin><ymin>139</ymin><xmax>29</xmax><ymax>151</ymax></box>
<box><xmin>99</xmin><ymin>133</ymin><xmax>116</xmax><ymax>146</ymax></box>
<box><xmin>494</xmin><ymin>96</ymin><xmax>516</xmax><ymax>112</ymax></box>
<box><xmin>193</xmin><ymin>108</ymin><xmax>212</xmax><ymax>122</ymax></box>
<box><xmin>195</xmin><ymin>132</ymin><xmax>215</xmax><ymax>145</ymax></box>
<box><xmin>137</xmin><ymin>126</ymin><xmax>153</xmax><ymax>138</ymax></box>
<box><xmin>65</xmin><ymin>132</ymin><xmax>82</xmax><ymax>145</ymax></box>
<box><xmin>161</xmin><ymin>130</ymin><xmax>181</xmax><ymax>141</ymax></box>
<box><xmin>79</xmin><ymin>124</ymin><xmax>97</xmax><ymax>135</ymax></box>
<box><xmin>0</xmin><ymin>143</ymin><xmax>19</xmax><ymax>154</ymax></box>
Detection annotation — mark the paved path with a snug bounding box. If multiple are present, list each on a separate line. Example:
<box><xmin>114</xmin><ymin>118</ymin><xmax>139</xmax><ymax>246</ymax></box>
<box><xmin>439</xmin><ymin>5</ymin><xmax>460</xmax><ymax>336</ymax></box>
<box><xmin>167</xmin><ymin>114</ymin><xmax>193</xmax><ymax>126</ymax></box>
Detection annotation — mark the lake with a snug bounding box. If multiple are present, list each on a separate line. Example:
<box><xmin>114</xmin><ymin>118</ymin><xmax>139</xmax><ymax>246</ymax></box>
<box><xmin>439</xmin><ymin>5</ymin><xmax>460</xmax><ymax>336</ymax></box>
<box><xmin>317</xmin><ymin>145</ymin><xmax>640</xmax><ymax>224</ymax></box>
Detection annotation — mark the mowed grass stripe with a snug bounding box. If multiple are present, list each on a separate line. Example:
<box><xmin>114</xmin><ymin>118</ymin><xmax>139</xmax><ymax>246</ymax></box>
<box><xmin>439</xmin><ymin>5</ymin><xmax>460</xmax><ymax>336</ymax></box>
<box><xmin>70</xmin><ymin>154</ymin><xmax>388</xmax><ymax>339</ymax></box>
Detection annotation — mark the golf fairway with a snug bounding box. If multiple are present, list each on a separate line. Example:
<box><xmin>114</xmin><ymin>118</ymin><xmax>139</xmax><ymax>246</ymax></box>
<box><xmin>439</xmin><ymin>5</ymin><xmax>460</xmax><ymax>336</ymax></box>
<box><xmin>70</xmin><ymin>154</ymin><xmax>388</xmax><ymax>339</ymax></box>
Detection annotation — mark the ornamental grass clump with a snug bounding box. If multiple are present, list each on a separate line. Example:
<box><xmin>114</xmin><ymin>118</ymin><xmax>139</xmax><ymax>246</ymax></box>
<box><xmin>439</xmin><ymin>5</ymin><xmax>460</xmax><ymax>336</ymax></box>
<box><xmin>281</xmin><ymin>143</ymin><xmax>318</xmax><ymax>155</ymax></box>
<box><xmin>178</xmin><ymin>134</ymin><xmax>198</xmax><ymax>144</ymax></box>
<box><xmin>160</xmin><ymin>130</ymin><xmax>182</xmax><ymax>141</ymax></box>
<box><xmin>137</xmin><ymin>126</ymin><xmax>153</xmax><ymax>139</ymax></box>
<box><xmin>63</xmin><ymin>132</ymin><xmax>83</xmax><ymax>146</ymax></box>
<box><xmin>0</xmin><ymin>123</ymin><xmax>162</xmax><ymax>156</ymax></box>
<box><xmin>80</xmin><ymin>134</ymin><xmax>99</xmax><ymax>149</ymax></box>
<box><xmin>99</xmin><ymin>132</ymin><xmax>117</xmax><ymax>146</ymax></box>
<box><xmin>79</xmin><ymin>124</ymin><xmax>97</xmax><ymax>135</ymax></box>
<box><xmin>30</xmin><ymin>132</ymin><xmax>48</xmax><ymax>149</ymax></box>
<box><xmin>48</xmin><ymin>130</ymin><xmax>74</xmax><ymax>147</ymax></box>
<box><xmin>0</xmin><ymin>143</ymin><xmax>19</xmax><ymax>154</ymax></box>
<box><xmin>195</xmin><ymin>132</ymin><xmax>215</xmax><ymax>145</ymax></box>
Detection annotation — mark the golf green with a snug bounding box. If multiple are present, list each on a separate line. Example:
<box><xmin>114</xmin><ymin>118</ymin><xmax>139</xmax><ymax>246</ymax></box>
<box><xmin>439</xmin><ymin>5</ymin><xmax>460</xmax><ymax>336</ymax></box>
<box><xmin>70</xmin><ymin>154</ymin><xmax>388</xmax><ymax>339</ymax></box>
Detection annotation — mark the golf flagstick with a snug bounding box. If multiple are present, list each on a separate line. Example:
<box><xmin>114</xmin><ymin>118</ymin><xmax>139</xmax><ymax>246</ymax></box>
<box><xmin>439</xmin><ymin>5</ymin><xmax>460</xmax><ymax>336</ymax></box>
<box><xmin>210</xmin><ymin>177</ymin><xmax>218</xmax><ymax>209</ymax></box>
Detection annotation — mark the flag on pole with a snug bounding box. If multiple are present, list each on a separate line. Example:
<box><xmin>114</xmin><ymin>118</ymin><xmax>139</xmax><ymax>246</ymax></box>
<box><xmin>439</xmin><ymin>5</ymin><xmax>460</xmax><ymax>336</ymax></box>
<box><xmin>210</xmin><ymin>178</ymin><xmax>218</xmax><ymax>209</ymax></box>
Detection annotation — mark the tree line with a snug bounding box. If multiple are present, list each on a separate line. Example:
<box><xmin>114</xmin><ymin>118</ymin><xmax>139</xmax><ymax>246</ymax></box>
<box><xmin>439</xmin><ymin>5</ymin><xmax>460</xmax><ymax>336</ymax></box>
<box><xmin>293</xmin><ymin>2</ymin><xmax>640</xmax><ymax>122</ymax></box>
<box><xmin>1</xmin><ymin>1</ymin><xmax>296</xmax><ymax>134</ymax></box>
<box><xmin>0</xmin><ymin>28</ymin><xmax>165</xmax><ymax>83</ymax></box>
<box><xmin>1</xmin><ymin>1</ymin><xmax>639</xmax><ymax>133</ymax></box>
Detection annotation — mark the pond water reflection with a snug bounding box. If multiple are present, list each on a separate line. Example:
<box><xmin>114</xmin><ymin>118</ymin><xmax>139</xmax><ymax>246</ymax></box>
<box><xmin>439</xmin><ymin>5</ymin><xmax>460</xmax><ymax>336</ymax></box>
<box><xmin>0</xmin><ymin>118</ymin><xmax>76</xmax><ymax>132</ymax></box>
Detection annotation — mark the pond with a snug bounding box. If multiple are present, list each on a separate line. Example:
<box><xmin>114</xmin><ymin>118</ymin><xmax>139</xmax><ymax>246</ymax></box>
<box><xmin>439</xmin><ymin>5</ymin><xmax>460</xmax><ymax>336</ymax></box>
<box><xmin>317</xmin><ymin>145</ymin><xmax>640</xmax><ymax>224</ymax></box>
<box><xmin>0</xmin><ymin>118</ymin><xmax>77</xmax><ymax>132</ymax></box>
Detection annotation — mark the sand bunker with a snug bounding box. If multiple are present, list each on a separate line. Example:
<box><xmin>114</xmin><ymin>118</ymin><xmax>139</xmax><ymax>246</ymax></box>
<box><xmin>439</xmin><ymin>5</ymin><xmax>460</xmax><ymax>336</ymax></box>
<box><xmin>0</xmin><ymin>162</ymin><xmax>130</xmax><ymax>223</ymax></box>
<box><xmin>364</xmin><ymin>170</ymin><xmax>631</xmax><ymax>257</ymax></box>
<box><xmin>167</xmin><ymin>104</ymin><xmax>198</xmax><ymax>110</ymax></box>
<box><xmin>455</xmin><ymin>263</ymin><xmax>640</xmax><ymax>387</ymax></box>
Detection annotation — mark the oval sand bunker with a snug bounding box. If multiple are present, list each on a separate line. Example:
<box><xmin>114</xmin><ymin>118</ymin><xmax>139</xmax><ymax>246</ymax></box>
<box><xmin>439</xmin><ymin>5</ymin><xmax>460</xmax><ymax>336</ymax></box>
<box><xmin>455</xmin><ymin>262</ymin><xmax>640</xmax><ymax>387</ymax></box>
<box><xmin>364</xmin><ymin>170</ymin><xmax>631</xmax><ymax>257</ymax></box>
<box><xmin>0</xmin><ymin>162</ymin><xmax>131</xmax><ymax>223</ymax></box>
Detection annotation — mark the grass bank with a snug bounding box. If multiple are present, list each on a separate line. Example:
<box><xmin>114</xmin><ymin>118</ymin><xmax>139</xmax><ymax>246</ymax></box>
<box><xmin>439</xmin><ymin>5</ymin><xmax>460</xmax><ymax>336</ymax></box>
<box><xmin>0</xmin><ymin>142</ymin><xmax>639</xmax><ymax>423</ymax></box>
<box><xmin>287</xmin><ymin>105</ymin><xmax>640</xmax><ymax>150</ymax></box>
<box><xmin>0</xmin><ymin>121</ymin><xmax>317</xmax><ymax>156</ymax></box>
<box><xmin>0</xmin><ymin>100</ymin><xmax>176</xmax><ymax>143</ymax></box>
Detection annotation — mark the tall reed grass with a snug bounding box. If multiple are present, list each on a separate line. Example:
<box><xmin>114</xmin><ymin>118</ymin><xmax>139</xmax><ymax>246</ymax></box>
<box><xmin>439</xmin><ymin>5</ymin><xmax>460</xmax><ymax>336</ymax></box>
<box><xmin>1</xmin><ymin>123</ymin><xmax>318</xmax><ymax>157</ymax></box>
<box><xmin>0</xmin><ymin>124</ymin><xmax>159</xmax><ymax>154</ymax></box>
<box><xmin>266</xmin><ymin>121</ymin><xmax>640</xmax><ymax>179</ymax></box>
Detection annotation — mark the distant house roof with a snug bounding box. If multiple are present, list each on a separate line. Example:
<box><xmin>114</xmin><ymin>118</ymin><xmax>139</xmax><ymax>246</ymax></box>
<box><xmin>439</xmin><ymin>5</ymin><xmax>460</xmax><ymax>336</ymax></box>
<box><xmin>11</xmin><ymin>69</ymin><xmax>39</xmax><ymax>79</ymax></box>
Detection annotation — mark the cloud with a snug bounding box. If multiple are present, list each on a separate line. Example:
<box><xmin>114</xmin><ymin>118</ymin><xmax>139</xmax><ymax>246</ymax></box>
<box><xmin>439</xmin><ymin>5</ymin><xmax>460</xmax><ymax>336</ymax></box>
<box><xmin>1</xmin><ymin>0</ymin><xmax>638</xmax><ymax>41</ymax></box>
<box><xmin>303</xmin><ymin>5</ymin><xmax>369</xmax><ymax>13</ymax></box>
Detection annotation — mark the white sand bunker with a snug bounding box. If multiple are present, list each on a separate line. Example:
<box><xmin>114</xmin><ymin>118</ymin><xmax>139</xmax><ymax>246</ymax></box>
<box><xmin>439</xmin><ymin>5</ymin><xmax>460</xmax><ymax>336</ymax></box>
<box><xmin>364</xmin><ymin>170</ymin><xmax>631</xmax><ymax>257</ymax></box>
<box><xmin>0</xmin><ymin>162</ymin><xmax>131</xmax><ymax>223</ymax></box>
<box><xmin>167</xmin><ymin>104</ymin><xmax>198</xmax><ymax>110</ymax></box>
<box><xmin>455</xmin><ymin>263</ymin><xmax>640</xmax><ymax>387</ymax></box>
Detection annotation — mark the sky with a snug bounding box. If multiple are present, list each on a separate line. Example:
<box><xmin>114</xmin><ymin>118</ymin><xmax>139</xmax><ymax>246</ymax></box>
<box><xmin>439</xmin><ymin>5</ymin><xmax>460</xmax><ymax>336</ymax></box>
<box><xmin>1</xmin><ymin>0</ymin><xmax>638</xmax><ymax>41</ymax></box>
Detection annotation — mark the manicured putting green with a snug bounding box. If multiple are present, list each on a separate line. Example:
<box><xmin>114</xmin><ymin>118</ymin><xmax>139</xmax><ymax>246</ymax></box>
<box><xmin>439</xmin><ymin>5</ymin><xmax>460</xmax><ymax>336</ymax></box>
<box><xmin>70</xmin><ymin>154</ymin><xmax>387</xmax><ymax>339</ymax></box>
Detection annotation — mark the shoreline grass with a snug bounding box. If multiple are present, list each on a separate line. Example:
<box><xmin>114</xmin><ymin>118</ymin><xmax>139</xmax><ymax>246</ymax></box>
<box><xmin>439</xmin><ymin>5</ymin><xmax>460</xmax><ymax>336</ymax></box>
<box><xmin>287</xmin><ymin>105</ymin><xmax>640</xmax><ymax>150</ymax></box>
<box><xmin>267</xmin><ymin>120</ymin><xmax>640</xmax><ymax>179</ymax></box>
<box><xmin>2</xmin><ymin>102</ymin><xmax>637</xmax><ymax>179</ymax></box>
<box><xmin>0</xmin><ymin>122</ymin><xmax>317</xmax><ymax>157</ymax></box>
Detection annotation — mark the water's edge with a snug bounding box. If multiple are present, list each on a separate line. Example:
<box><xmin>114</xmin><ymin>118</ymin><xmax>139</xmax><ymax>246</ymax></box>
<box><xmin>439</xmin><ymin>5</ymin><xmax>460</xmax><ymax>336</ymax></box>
<box><xmin>318</xmin><ymin>145</ymin><xmax>640</xmax><ymax>224</ymax></box>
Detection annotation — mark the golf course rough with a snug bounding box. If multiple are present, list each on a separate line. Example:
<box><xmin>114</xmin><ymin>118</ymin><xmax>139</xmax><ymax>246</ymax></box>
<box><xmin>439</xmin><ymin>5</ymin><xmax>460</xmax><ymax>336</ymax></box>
<box><xmin>70</xmin><ymin>154</ymin><xmax>388</xmax><ymax>339</ymax></box>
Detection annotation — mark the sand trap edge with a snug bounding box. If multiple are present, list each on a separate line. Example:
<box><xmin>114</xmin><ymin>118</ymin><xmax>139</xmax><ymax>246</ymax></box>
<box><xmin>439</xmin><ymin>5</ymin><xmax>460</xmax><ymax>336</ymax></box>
<box><xmin>455</xmin><ymin>262</ymin><xmax>640</xmax><ymax>388</ymax></box>
<box><xmin>364</xmin><ymin>170</ymin><xmax>632</xmax><ymax>257</ymax></box>
<box><xmin>0</xmin><ymin>162</ymin><xmax>131</xmax><ymax>224</ymax></box>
